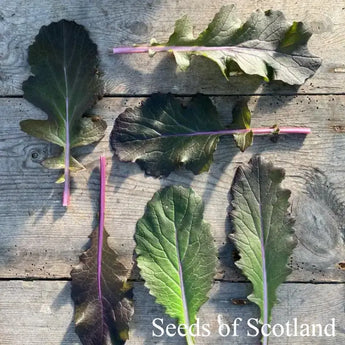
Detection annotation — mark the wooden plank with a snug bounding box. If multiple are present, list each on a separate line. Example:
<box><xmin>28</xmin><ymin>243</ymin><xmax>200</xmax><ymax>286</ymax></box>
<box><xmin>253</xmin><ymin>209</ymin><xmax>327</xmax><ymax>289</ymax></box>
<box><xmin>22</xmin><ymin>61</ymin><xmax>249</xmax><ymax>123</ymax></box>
<box><xmin>0</xmin><ymin>95</ymin><xmax>345</xmax><ymax>282</ymax></box>
<box><xmin>0</xmin><ymin>0</ymin><xmax>345</xmax><ymax>96</ymax></box>
<box><xmin>0</xmin><ymin>281</ymin><xmax>344</xmax><ymax>344</ymax></box>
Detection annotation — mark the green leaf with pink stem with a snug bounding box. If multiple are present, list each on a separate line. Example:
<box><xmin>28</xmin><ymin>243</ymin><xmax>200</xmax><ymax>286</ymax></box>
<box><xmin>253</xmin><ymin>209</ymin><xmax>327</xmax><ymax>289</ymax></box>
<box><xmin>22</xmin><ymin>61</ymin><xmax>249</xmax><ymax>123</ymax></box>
<box><xmin>135</xmin><ymin>185</ymin><xmax>217</xmax><ymax>345</ymax></box>
<box><xmin>112</xmin><ymin>5</ymin><xmax>321</xmax><ymax>85</ymax></box>
<box><xmin>110</xmin><ymin>93</ymin><xmax>310</xmax><ymax>177</ymax></box>
<box><xmin>20</xmin><ymin>20</ymin><xmax>106</xmax><ymax>206</ymax></box>
<box><xmin>230</xmin><ymin>156</ymin><xmax>297</xmax><ymax>345</ymax></box>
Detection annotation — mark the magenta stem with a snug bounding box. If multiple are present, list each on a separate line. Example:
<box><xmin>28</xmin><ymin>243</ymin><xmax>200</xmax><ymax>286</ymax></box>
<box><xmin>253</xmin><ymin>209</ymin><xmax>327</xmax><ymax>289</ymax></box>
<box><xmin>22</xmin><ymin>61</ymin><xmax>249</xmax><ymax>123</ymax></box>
<box><xmin>62</xmin><ymin>147</ymin><xmax>70</xmax><ymax>206</ymax></box>
<box><xmin>62</xmin><ymin>66</ymin><xmax>70</xmax><ymax>207</ymax></box>
<box><xmin>112</xmin><ymin>45</ymin><xmax>241</xmax><ymax>54</ymax></box>
<box><xmin>161</xmin><ymin>127</ymin><xmax>311</xmax><ymax>138</ymax></box>
<box><xmin>62</xmin><ymin>102</ymin><xmax>70</xmax><ymax>207</ymax></box>
<box><xmin>97</xmin><ymin>155</ymin><xmax>106</xmax><ymax>302</ymax></box>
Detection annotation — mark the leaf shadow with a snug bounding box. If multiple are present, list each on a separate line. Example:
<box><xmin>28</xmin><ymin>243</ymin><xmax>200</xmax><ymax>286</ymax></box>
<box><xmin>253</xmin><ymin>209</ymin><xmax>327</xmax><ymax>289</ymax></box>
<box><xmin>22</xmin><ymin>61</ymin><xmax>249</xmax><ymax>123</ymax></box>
<box><xmin>108</xmin><ymin>155</ymin><xmax>146</xmax><ymax>194</ymax></box>
<box><xmin>59</xmin><ymin>320</ymin><xmax>81</xmax><ymax>345</ymax></box>
<box><xmin>215</xmin><ymin>165</ymin><xmax>246</xmax><ymax>283</ymax></box>
<box><xmin>110</xmin><ymin>51</ymin><xmax>266</xmax><ymax>96</ymax></box>
<box><xmin>86</xmin><ymin>166</ymin><xmax>103</xmax><ymax>222</ymax></box>
<box><xmin>24</xmin><ymin>142</ymin><xmax>68</xmax><ymax>223</ymax></box>
<box><xmin>200</xmin><ymin>282</ymin><xmax>261</xmax><ymax>344</ymax></box>
<box><xmin>49</xmin><ymin>282</ymin><xmax>81</xmax><ymax>345</ymax></box>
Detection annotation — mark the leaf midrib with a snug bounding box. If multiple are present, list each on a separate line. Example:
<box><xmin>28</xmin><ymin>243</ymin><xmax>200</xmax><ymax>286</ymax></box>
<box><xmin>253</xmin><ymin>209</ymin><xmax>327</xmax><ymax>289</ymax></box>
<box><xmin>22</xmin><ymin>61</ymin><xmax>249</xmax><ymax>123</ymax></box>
<box><xmin>257</xmin><ymin>162</ymin><xmax>269</xmax><ymax>343</ymax></box>
<box><xmin>163</xmin><ymin>44</ymin><xmax>317</xmax><ymax>60</ymax></box>
<box><xmin>171</xmin><ymin>190</ymin><xmax>192</xmax><ymax>344</ymax></box>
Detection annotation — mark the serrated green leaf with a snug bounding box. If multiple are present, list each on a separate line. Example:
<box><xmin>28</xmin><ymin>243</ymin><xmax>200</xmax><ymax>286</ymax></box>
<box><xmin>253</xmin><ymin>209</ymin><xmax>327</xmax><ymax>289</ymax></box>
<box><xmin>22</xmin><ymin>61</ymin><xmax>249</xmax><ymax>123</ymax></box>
<box><xmin>71</xmin><ymin>228</ymin><xmax>133</xmax><ymax>345</ymax></box>
<box><xmin>20</xmin><ymin>20</ymin><xmax>106</xmax><ymax>205</ymax></box>
<box><xmin>230</xmin><ymin>156</ymin><xmax>297</xmax><ymax>343</ymax></box>
<box><xmin>135</xmin><ymin>186</ymin><xmax>217</xmax><ymax>345</ymax></box>
<box><xmin>159</xmin><ymin>5</ymin><xmax>321</xmax><ymax>85</ymax></box>
<box><xmin>110</xmin><ymin>93</ymin><xmax>223</xmax><ymax>177</ymax></box>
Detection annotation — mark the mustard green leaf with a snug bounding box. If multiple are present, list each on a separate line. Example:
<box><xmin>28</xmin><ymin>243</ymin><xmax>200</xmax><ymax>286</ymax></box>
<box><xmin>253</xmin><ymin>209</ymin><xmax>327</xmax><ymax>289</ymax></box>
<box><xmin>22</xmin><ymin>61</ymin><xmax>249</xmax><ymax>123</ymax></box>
<box><xmin>20</xmin><ymin>20</ymin><xmax>105</xmax><ymax>205</ymax></box>
<box><xmin>71</xmin><ymin>228</ymin><xmax>133</xmax><ymax>345</ymax></box>
<box><xmin>110</xmin><ymin>93</ymin><xmax>223</xmax><ymax>177</ymax></box>
<box><xmin>135</xmin><ymin>186</ymin><xmax>217</xmax><ymax>345</ymax></box>
<box><xmin>42</xmin><ymin>154</ymin><xmax>85</xmax><ymax>173</ymax></box>
<box><xmin>230</xmin><ymin>156</ymin><xmax>297</xmax><ymax>343</ymax></box>
<box><xmin>159</xmin><ymin>5</ymin><xmax>321</xmax><ymax>85</ymax></box>
<box><xmin>230</xmin><ymin>101</ymin><xmax>253</xmax><ymax>152</ymax></box>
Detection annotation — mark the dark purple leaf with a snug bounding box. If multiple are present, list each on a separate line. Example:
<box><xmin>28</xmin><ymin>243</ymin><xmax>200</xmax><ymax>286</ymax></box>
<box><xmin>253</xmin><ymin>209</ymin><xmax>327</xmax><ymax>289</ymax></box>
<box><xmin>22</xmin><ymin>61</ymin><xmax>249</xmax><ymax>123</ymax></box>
<box><xmin>71</xmin><ymin>157</ymin><xmax>133</xmax><ymax>345</ymax></box>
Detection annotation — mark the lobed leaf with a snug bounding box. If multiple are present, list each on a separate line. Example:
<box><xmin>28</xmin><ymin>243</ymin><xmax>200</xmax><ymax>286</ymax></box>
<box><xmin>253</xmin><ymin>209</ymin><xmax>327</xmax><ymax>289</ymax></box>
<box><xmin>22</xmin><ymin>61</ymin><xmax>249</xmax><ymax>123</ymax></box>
<box><xmin>20</xmin><ymin>20</ymin><xmax>106</xmax><ymax>205</ymax></box>
<box><xmin>157</xmin><ymin>5</ymin><xmax>321</xmax><ymax>85</ymax></box>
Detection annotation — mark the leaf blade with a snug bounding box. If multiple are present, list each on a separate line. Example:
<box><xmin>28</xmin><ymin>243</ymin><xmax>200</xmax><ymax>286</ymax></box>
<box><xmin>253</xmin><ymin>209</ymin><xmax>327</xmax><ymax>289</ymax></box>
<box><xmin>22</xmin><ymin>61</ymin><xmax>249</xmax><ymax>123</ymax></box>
<box><xmin>71</xmin><ymin>228</ymin><xmax>133</xmax><ymax>345</ymax></box>
<box><xmin>231</xmin><ymin>101</ymin><xmax>253</xmax><ymax>152</ymax></box>
<box><xmin>230</xmin><ymin>156</ymin><xmax>297</xmax><ymax>342</ymax></box>
<box><xmin>21</xmin><ymin>20</ymin><xmax>105</xmax><ymax>205</ymax></box>
<box><xmin>162</xmin><ymin>5</ymin><xmax>321</xmax><ymax>85</ymax></box>
<box><xmin>135</xmin><ymin>186</ymin><xmax>217</xmax><ymax>344</ymax></box>
<box><xmin>71</xmin><ymin>155</ymin><xmax>133</xmax><ymax>345</ymax></box>
<box><xmin>110</xmin><ymin>94</ymin><xmax>224</xmax><ymax>177</ymax></box>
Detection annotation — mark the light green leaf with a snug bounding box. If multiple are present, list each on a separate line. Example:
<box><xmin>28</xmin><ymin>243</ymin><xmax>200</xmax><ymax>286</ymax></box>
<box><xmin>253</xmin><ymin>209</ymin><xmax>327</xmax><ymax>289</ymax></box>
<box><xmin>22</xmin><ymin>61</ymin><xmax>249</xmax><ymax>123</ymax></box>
<box><xmin>231</xmin><ymin>101</ymin><xmax>251</xmax><ymax>129</ymax></box>
<box><xmin>161</xmin><ymin>5</ymin><xmax>321</xmax><ymax>85</ymax></box>
<box><xmin>230</xmin><ymin>156</ymin><xmax>297</xmax><ymax>343</ymax></box>
<box><xmin>135</xmin><ymin>186</ymin><xmax>217</xmax><ymax>345</ymax></box>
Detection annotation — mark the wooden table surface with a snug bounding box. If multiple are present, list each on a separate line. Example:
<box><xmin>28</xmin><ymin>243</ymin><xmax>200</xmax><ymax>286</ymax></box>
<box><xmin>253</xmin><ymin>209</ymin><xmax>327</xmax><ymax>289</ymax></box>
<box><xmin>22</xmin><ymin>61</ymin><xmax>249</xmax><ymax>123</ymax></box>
<box><xmin>0</xmin><ymin>1</ymin><xmax>345</xmax><ymax>344</ymax></box>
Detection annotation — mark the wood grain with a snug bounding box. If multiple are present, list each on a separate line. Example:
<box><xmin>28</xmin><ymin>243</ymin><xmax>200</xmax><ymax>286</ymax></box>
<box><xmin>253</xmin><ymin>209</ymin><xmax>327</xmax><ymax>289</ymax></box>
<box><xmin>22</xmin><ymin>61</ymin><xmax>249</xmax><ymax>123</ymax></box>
<box><xmin>0</xmin><ymin>281</ymin><xmax>344</xmax><ymax>344</ymax></box>
<box><xmin>1</xmin><ymin>1</ymin><xmax>344</xmax><ymax>342</ymax></box>
<box><xmin>0</xmin><ymin>95</ymin><xmax>344</xmax><ymax>282</ymax></box>
<box><xmin>0</xmin><ymin>0</ymin><xmax>345</xmax><ymax>96</ymax></box>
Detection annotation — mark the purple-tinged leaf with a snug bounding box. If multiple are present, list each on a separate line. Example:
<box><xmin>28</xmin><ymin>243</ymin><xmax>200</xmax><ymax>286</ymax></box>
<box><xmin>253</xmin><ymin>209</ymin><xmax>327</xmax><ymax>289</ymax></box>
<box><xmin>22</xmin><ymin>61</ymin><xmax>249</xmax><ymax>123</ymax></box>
<box><xmin>230</xmin><ymin>156</ymin><xmax>297</xmax><ymax>344</ymax></box>
<box><xmin>110</xmin><ymin>93</ymin><xmax>310</xmax><ymax>177</ymax></box>
<box><xmin>98</xmin><ymin>156</ymin><xmax>106</xmax><ymax>302</ymax></box>
<box><xmin>112</xmin><ymin>5</ymin><xmax>322</xmax><ymax>85</ymax></box>
<box><xmin>20</xmin><ymin>20</ymin><xmax>105</xmax><ymax>206</ymax></box>
<box><xmin>71</xmin><ymin>157</ymin><xmax>133</xmax><ymax>345</ymax></box>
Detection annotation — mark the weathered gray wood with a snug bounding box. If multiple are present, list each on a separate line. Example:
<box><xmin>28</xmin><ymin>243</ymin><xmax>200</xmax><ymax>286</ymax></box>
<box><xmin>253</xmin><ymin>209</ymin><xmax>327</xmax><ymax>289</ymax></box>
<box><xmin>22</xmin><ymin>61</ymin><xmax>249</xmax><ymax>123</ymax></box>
<box><xmin>0</xmin><ymin>0</ymin><xmax>345</xmax><ymax>96</ymax></box>
<box><xmin>0</xmin><ymin>281</ymin><xmax>344</xmax><ymax>344</ymax></box>
<box><xmin>0</xmin><ymin>95</ymin><xmax>344</xmax><ymax>282</ymax></box>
